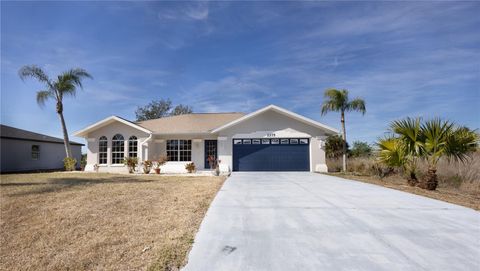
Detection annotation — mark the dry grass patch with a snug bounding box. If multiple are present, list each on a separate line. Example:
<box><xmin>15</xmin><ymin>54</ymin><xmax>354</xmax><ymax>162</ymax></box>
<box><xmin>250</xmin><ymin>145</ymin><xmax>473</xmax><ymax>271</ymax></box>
<box><xmin>326</xmin><ymin>172</ymin><xmax>479</xmax><ymax>210</ymax></box>
<box><xmin>0</xmin><ymin>172</ymin><xmax>225</xmax><ymax>271</ymax></box>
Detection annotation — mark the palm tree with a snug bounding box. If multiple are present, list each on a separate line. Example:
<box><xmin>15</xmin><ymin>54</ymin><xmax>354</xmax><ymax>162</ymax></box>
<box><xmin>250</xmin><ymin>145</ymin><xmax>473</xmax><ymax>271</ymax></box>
<box><xmin>377</xmin><ymin>118</ymin><xmax>422</xmax><ymax>186</ymax></box>
<box><xmin>377</xmin><ymin>117</ymin><xmax>478</xmax><ymax>190</ymax></box>
<box><xmin>19</xmin><ymin>65</ymin><xmax>92</xmax><ymax>158</ymax></box>
<box><xmin>420</xmin><ymin>119</ymin><xmax>478</xmax><ymax>190</ymax></box>
<box><xmin>321</xmin><ymin>88</ymin><xmax>366</xmax><ymax>172</ymax></box>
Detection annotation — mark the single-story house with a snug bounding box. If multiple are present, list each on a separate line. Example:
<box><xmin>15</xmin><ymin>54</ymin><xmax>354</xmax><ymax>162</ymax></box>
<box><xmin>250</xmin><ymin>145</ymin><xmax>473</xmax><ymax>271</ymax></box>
<box><xmin>74</xmin><ymin>105</ymin><xmax>338</xmax><ymax>173</ymax></box>
<box><xmin>0</xmin><ymin>124</ymin><xmax>83</xmax><ymax>173</ymax></box>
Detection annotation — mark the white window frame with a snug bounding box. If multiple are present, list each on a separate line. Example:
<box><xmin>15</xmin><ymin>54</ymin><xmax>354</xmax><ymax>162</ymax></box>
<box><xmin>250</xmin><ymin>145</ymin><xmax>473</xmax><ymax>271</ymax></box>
<box><xmin>166</xmin><ymin>140</ymin><xmax>192</xmax><ymax>161</ymax></box>
<box><xmin>111</xmin><ymin>134</ymin><xmax>125</xmax><ymax>165</ymax></box>
<box><xmin>128</xmin><ymin>136</ymin><xmax>138</xmax><ymax>158</ymax></box>
<box><xmin>98</xmin><ymin>136</ymin><xmax>108</xmax><ymax>164</ymax></box>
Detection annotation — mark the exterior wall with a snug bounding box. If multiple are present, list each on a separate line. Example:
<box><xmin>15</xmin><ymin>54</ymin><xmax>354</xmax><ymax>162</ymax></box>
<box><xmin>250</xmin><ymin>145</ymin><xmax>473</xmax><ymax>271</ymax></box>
<box><xmin>217</xmin><ymin>110</ymin><xmax>330</xmax><ymax>172</ymax></box>
<box><xmin>84</xmin><ymin>122</ymin><xmax>150</xmax><ymax>173</ymax></box>
<box><xmin>0</xmin><ymin>138</ymin><xmax>82</xmax><ymax>172</ymax></box>
<box><xmin>151</xmin><ymin>135</ymin><xmax>215</xmax><ymax>173</ymax></box>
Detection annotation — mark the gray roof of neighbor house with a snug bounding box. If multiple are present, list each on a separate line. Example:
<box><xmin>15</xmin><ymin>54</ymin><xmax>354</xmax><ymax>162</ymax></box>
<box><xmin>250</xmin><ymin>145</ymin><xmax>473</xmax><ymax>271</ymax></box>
<box><xmin>0</xmin><ymin>124</ymin><xmax>84</xmax><ymax>145</ymax></box>
<box><xmin>136</xmin><ymin>113</ymin><xmax>245</xmax><ymax>134</ymax></box>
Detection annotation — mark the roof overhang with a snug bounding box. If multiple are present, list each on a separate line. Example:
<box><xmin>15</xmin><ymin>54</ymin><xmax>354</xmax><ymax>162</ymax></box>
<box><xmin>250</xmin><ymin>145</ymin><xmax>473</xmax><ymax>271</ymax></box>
<box><xmin>74</xmin><ymin>116</ymin><xmax>152</xmax><ymax>138</ymax></box>
<box><xmin>211</xmin><ymin>105</ymin><xmax>339</xmax><ymax>134</ymax></box>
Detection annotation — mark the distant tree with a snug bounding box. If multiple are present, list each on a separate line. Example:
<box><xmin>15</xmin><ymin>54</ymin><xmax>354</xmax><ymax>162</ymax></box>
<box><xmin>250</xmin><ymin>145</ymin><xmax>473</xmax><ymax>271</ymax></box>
<box><xmin>171</xmin><ymin>104</ymin><xmax>193</xmax><ymax>116</ymax></box>
<box><xmin>135</xmin><ymin>99</ymin><xmax>192</xmax><ymax>121</ymax></box>
<box><xmin>350</xmin><ymin>141</ymin><xmax>372</xmax><ymax>157</ymax></box>
<box><xmin>19</xmin><ymin>65</ymin><xmax>92</xmax><ymax>158</ymax></box>
<box><xmin>325</xmin><ymin>135</ymin><xmax>349</xmax><ymax>159</ymax></box>
<box><xmin>321</xmin><ymin>88</ymin><xmax>366</xmax><ymax>172</ymax></box>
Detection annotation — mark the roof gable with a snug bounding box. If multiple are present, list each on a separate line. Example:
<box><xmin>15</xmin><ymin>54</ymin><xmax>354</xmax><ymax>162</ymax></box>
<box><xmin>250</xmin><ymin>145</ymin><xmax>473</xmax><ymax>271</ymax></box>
<box><xmin>211</xmin><ymin>105</ymin><xmax>339</xmax><ymax>134</ymax></box>
<box><xmin>74</xmin><ymin>116</ymin><xmax>152</xmax><ymax>137</ymax></box>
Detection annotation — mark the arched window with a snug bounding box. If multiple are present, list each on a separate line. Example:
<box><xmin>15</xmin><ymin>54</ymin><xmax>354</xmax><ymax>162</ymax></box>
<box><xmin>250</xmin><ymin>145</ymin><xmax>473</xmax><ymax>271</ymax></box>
<box><xmin>111</xmin><ymin>134</ymin><xmax>124</xmax><ymax>164</ymax></box>
<box><xmin>99</xmin><ymin>136</ymin><xmax>108</xmax><ymax>164</ymax></box>
<box><xmin>128</xmin><ymin>136</ymin><xmax>138</xmax><ymax>158</ymax></box>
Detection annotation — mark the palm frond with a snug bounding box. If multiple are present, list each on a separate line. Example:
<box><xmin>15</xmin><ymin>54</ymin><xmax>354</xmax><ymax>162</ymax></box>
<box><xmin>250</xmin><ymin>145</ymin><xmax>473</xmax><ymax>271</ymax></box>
<box><xmin>376</xmin><ymin>136</ymin><xmax>406</xmax><ymax>167</ymax></box>
<box><xmin>18</xmin><ymin>65</ymin><xmax>53</xmax><ymax>89</ymax></box>
<box><xmin>60</xmin><ymin>68</ymin><xmax>93</xmax><ymax>89</ymax></box>
<box><xmin>347</xmin><ymin>98</ymin><xmax>366</xmax><ymax>114</ymax></box>
<box><xmin>36</xmin><ymin>90</ymin><xmax>54</xmax><ymax>107</ymax></box>
<box><xmin>321</xmin><ymin>88</ymin><xmax>348</xmax><ymax>115</ymax></box>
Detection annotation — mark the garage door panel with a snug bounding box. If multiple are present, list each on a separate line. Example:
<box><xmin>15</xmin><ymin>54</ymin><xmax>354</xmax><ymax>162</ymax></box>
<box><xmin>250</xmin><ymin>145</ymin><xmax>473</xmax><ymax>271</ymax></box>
<box><xmin>233</xmin><ymin>138</ymin><xmax>309</xmax><ymax>171</ymax></box>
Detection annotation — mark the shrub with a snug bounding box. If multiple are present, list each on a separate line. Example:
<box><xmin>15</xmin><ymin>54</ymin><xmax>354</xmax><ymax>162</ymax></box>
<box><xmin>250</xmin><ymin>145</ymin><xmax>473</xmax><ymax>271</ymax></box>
<box><xmin>154</xmin><ymin>155</ymin><xmax>168</xmax><ymax>170</ymax></box>
<box><xmin>124</xmin><ymin>157</ymin><xmax>139</xmax><ymax>173</ymax></box>
<box><xmin>80</xmin><ymin>154</ymin><xmax>87</xmax><ymax>170</ymax></box>
<box><xmin>63</xmin><ymin>157</ymin><xmax>77</xmax><ymax>171</ymax></box>
<box><xmin>350</xmin><ymin>141</ymin><xmax>372</xmax><ymax>158</ymax></box>
<box><xmin>142</xmin><ymin>160</ymin><xmax>153</xmax><ymax>174</ymax></box>
<box><xmin>185</xmin><ymin>162</ymin><xmax>196</xmax><ymax>173</ymax></box>
<box><xmin>325</xmin><ymin>135</ymin><xmax>349</xmax><ymax>159</ymax></box>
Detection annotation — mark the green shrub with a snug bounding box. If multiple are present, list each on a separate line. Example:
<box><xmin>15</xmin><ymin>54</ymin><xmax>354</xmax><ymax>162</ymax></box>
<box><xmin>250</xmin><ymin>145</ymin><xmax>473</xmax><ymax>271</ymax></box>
<box><xmin>80</xmin><ymin>154</ymin><xmax>87</xmax><ymax>170</ymax></box>
<box><xmin>63</xmin><ymin>157</ymin><xmax>77</xmax><ymax>171</ymax></box>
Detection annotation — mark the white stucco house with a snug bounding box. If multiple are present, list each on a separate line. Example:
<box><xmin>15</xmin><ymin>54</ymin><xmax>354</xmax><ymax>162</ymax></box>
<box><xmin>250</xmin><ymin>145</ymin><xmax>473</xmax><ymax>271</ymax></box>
<box><xmin>74</xmin><ymin>105</ymin><xmax>338</xmax><ymax>173</ymax></box>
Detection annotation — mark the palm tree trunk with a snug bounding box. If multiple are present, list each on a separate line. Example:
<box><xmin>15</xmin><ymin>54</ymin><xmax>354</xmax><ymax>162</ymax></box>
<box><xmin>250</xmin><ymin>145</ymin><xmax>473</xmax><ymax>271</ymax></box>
<box><xmin>341</xmin><ymin>111</ymin><xmax>347</xmax><ymax>172</ymax></box>
<box><xmin>57</xmin><ymin>101</ymin><xmax>73</xmax><ymax>158</ymax></box>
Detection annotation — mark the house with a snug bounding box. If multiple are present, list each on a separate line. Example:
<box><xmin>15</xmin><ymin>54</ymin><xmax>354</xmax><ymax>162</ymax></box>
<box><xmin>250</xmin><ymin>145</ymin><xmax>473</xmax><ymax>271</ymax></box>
<box><xmin>74</xmin><ymin>105</ymin><xmax>338</xmax><ymax>173</ymax></box>
<box><xmin>0</xmin><ymin>124</ymin><xmax>83</xmax><ymax>173</ymax></box>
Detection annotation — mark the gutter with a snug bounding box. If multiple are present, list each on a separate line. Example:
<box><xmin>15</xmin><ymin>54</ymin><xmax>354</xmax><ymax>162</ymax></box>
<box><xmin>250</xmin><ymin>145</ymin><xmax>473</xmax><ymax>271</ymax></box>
<box><xmin>141</xmin><ymin>133</ymin><xmax>153</xmax><ymax>146</ymax></box>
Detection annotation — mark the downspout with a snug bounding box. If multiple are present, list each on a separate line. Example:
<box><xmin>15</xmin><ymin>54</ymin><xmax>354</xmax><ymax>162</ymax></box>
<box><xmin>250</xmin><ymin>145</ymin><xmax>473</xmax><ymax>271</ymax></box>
<box><xmin>140</xmin><ymin>133</ymin><xmax>153</xmax><ymax>161</ymax></box>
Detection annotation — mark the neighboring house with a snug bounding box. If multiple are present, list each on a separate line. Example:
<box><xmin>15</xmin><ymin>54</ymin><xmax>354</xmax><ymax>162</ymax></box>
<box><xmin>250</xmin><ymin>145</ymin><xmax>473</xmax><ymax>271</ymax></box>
<box><xmin>0</xmin><ymin>124</ymin><xmax>83</xmax><ymax>173</ymax></box>
<box><xmin>74</xmin><ymin>105</ymin><xmax>338</xmax><ymax>173</ymax></box>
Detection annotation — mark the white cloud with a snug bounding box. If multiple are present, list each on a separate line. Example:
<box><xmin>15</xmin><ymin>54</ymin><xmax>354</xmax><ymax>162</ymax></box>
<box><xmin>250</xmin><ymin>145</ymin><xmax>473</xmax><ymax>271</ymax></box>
<box><xmin>157</xmin><ymin>2</ymin><xmax>209</xmax><ymax>21</ymax></box>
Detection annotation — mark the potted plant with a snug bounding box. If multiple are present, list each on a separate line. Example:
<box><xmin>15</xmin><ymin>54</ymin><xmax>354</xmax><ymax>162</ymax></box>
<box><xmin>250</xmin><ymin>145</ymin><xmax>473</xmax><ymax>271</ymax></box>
<box><xmin>207</xmin><ymin>155</ymin><xmax>216</xmax><ymax>169</ymax></box>
<box><xmin>123</xmin><ymin>157</ymin><xmax>139</xmax><ymax>173</ymax></box>
<box><xmin>142</xmin><ymin>160</ymin><xmax>153</xmax><ymax>174</ymax></box>
<box><xmin>185</xmin><ymin>162</ymin><xmax>196</xmax><ymax>173</ymax></box>
<box><xmin>154</xmin><ymin>155</ymin><xmax>168</xmax><ymax>174</ymax></box>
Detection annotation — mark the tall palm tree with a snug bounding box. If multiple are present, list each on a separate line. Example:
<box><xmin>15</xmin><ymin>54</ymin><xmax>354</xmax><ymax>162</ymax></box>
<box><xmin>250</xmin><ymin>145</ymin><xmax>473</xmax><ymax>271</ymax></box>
<box><xmin>321</xmin><ymin>88</ymin><xmax>366</xmax><ymax>171</ymax></box>
<box><xmin>19</xmin><ymin>65</ymin><xmax>92</xmax><ymax>158</ymax></box>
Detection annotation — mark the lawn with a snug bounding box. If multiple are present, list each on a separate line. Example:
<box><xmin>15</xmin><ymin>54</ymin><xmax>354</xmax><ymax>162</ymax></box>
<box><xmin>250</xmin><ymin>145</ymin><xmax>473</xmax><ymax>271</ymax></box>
<box><xmin>0</xmin><ymin>172</ymin><xmax>225</xmax><ymax>271</ymax></box>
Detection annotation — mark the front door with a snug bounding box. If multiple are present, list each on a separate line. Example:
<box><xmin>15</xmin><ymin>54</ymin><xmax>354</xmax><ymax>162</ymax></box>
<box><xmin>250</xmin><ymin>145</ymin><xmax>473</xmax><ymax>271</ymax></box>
<box><xmin>204</xmin><ymin>140</ymin><xmax>218</xmax><ymax>169</ymax></box>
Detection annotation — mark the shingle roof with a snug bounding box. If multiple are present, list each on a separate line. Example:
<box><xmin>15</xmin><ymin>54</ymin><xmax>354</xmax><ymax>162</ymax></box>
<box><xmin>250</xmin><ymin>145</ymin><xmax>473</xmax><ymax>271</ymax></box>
<box><xmin>136</xmin><ymin>113</ymin><xmax>245</xmax><ymax>134</ymax></box>
<box><xmin>0</xmin><ymin>124</ymin><xmax>84</xmax><ymax>145</ymax></box>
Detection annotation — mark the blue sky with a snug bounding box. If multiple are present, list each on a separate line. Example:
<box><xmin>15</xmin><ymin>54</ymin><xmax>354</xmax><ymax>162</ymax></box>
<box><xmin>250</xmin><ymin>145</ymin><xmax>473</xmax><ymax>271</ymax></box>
<box><xmin>1</xmin><ymin>1</ymin><xmax>479</xmax><ymax>148</ymax></box>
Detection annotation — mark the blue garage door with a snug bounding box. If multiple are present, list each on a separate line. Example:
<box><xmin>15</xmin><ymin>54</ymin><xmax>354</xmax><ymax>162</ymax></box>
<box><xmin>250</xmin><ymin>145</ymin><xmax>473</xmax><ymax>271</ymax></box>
<box><xmin>233</xmin><ymin>138</ymin><xmax>309</xmax><ymax>171</ymax></box>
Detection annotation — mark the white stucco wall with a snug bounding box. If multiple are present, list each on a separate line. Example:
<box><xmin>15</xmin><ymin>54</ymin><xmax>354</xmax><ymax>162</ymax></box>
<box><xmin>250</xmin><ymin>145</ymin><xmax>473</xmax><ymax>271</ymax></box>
<box><xmin>0</xmin><ymin>138</ymin><xmax>82</xmax><ymax>172</ymax></box>
<box><xmin>84</xmin><ymin>121</ymin><xmax>150</xmax><ymax>173</ymax></box>
<box><xmin>216</xmin><ymin>110</ymin><xmax>330</xmax><ymax>172</ymax></box>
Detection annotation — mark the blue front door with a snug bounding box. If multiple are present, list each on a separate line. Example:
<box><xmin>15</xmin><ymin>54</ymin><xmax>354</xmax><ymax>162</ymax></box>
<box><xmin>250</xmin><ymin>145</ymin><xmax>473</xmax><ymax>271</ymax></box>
<box><xmin>232</xmin><ymin>138</ymin><xmax>310</xmax><ymax>171</ymax></box>
<box><xmin>204</xmin><ymin>140</ymin><xmax>217</xmax><ymax>169</ymax></box>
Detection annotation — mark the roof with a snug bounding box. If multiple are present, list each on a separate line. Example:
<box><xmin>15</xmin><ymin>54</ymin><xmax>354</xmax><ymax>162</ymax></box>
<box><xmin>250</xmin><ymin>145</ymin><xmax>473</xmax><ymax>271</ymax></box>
<box><xmin>0</xmin><ymin>124</ymin><xmax>84</xmax><ymax>145</ymax></box>
<box><xmin>211</xmin><ymin>105</ymin><xmax>339</xmax><ymax>134</ymax></box>
<box><xmin>136</xmin><ymin>113</ymin><xmax>245</xmax><ymax>134</ymax></box>
<box><xmin>74</xmin><ymin>116</ymin><xmax>153</xmax><ymax>137</ymax></box>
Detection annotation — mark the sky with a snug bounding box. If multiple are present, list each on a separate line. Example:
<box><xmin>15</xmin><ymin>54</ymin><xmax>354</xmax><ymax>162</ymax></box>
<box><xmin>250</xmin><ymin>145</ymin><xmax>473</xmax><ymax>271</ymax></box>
<box><xmin>1</xmin><ymin>1</ymin><xmax>479</xmax><ymax>149</ymax></box>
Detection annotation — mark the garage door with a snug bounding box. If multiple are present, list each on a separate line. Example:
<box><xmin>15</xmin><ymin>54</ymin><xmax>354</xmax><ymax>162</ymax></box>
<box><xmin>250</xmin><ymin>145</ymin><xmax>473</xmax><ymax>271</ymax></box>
<box><xmin>232</xmin><ymin>138</ymin><xmax>309</xmax><ymax>171</ymax></box>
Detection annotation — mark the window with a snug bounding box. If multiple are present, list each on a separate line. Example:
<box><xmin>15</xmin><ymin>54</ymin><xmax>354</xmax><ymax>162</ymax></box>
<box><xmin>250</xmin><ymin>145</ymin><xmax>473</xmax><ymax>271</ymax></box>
<box><xmin>262</xmin><ymin>139</ymin><xmax>270</xmax><ymax>144</ymax></box>
<box><xmin>233</xmin><ymin>139</ymin><xmax>242</xmax><ymax>145</ymax></box>
<box><xmin>128</xmin><ymin>136</ymin><xmax>138</xmax><ymax>157</ymax></box>
<box><xmin>166</xmin><ymin>140</ymin><xmax>191</xmax><ymax>161</ymax></box>
<box><xmin>31</xmin><ymin>145</ymin><xmax>40</xmax><ymax>160</ymax></box>
<box><xmin>111</xmin><ymin>134</ymin><xmax>124</xmax><ymax>164</ymax></box>
<box><xmin>280</xmin><ymin>139</ymin><xmax>289</xmax><ymax>144</ymax></box>
<box><xmin>300</xmin><ymin>139</ymin><xmax>309</xmax><ymax>144</ymax></box>
<box><xmin>271</xmin><ymin>139</ymin><xmax>279</xmax><ymax>144</ymax></box>
<box><xmin>243</xmin><ymin>139</ymin><xmax>251</xmax><ymax>144</ymax></box>
<box><xmin>290</xmin><ymin>139</ymin><xmax>299</xmax><ymax>144</ymax></box>
<box><xmin>99</xmin><ymin>136</ymin><xmax>108</xmax><ymax>164</ymax></box>
<box><xmin>252</xmin><ymin>139</ymin><xmax>261</xmax><ymax>144</ymax></box>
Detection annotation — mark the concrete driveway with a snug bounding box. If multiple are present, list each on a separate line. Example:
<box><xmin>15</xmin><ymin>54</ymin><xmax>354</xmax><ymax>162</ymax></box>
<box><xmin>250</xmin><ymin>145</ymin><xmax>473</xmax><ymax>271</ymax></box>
<box><xmin>183</xmin><ymin>172</ymin><xmax>480</xmax><ymax>271</ymax></box>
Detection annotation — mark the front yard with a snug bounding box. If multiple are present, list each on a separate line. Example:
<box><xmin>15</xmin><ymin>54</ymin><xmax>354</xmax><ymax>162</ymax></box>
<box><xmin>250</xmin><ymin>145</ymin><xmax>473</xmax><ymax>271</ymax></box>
<box><xmin>0</xmin><ymin>172</ymin><xmax>224</xmax><ymax>270</ymax></box>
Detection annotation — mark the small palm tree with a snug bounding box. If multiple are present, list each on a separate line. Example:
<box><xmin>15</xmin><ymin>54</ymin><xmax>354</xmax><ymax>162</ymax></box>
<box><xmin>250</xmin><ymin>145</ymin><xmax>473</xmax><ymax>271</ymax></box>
<box><xmin>377</xmin><ymin>118</ymin><xmax>422</xmax><ymax>186</ymax></box>
<box><xmin>321</xmin><ymin>88</ymin><xmax>366</xmax><ymax>171</ymax></box>
<box><xmin>420</xmin><ymin>119</ymin><xmax>478</xmax><ymax>190</ymax></box>
<box><xmin>19</xmin><ymin>65</ymin><xmax>92</xmax><ymax>158</ymax></box>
